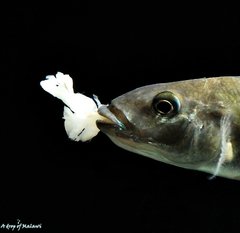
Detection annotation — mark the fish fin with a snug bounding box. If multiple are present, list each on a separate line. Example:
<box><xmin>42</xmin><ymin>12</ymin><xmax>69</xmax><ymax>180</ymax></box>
<box><xmin>224</xmin><ymin>141</ymin><xmax>233</xmax><ymax>162</ymax></box>
<box><xmin>210</xmin><ymin>114</ymin><xmax>232</xmax><ymax>179</ymax></box>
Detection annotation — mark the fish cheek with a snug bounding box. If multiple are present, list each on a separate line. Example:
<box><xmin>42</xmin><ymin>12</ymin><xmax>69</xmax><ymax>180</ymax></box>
<box><xmin>149</xmin><ymin>119</ymin><xmax>189</xmax><ymax>146</ymax></box>
<box><xmin>147</xmin><ymin>117</ymin><xmax>219</xmax><ymax>165</ymax></box>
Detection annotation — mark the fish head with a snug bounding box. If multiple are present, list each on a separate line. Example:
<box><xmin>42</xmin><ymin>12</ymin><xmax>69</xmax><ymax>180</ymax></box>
<box><xmin>96</xmin><ymin>78</ymin><xmax>231</xmax><ymax>173</ymax></box>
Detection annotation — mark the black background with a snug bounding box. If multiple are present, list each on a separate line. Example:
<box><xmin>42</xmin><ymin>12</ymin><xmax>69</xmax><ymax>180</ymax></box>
<box><xmin>3</xmin><ymin>3</ymin><xmax>240</xmax><ymax>233</ymax></box>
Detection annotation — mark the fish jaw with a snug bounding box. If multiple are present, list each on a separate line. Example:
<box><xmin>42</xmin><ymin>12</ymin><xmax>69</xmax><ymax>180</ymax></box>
<box><xmin>96</xmin><ymin>104</ymin><xmax>136</xmax><ymax>140</ymax></box>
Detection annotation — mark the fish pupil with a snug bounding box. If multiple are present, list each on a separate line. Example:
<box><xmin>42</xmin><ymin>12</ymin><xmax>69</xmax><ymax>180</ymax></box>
<box><xmin>155</xmin><ymin>100</ymin><xmax>173</xmax><ymax>115</ymax></box>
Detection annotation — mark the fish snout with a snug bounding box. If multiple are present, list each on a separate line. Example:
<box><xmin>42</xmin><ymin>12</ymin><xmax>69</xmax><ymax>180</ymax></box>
<box><xmin>96</xmin><ymin>103</ymin><xmax>135</xmax><ymax>135</ymax></box>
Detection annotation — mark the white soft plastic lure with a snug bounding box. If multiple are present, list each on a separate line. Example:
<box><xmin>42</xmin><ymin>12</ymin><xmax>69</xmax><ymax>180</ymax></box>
<box><xmin>40</xmin><ymin>72</ymin><xmax>240</xmax><ymax>180</ymax></box>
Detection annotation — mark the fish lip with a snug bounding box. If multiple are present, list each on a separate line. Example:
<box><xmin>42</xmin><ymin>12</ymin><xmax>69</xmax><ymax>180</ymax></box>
<box><xmin>96</xmin><ymin>105</ymin><xmax>129</xmax><ymax>133</ymax></box>
<box><xmin>96</xmin><ymin>120</ymin><xmax>121</xmax><ymax>133</ymax></box>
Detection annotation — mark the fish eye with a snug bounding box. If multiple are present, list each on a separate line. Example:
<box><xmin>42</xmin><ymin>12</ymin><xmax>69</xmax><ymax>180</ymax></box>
<box><xmin>152</xmin><ymin>91</ymin><xmax>181</xmax><ymax>117</ymax></box>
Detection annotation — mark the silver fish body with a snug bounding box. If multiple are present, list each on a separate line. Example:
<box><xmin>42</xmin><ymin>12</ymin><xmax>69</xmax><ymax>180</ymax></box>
<box><xmin>97</xmin><ymin>77</ymin><xmax>240</xmax><ymax>180</ymax></box>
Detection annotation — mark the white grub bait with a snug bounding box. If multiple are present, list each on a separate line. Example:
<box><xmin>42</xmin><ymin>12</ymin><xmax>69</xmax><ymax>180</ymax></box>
<box><xmin>40</xmin><ymin>72</ymin><xmax>107</xmax><ymax>142</ymax></box>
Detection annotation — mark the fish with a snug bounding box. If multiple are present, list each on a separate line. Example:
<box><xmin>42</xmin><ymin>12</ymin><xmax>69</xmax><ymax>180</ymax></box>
<box><xmin>96</xmin><ymin>76</ymin><xmax>240</xmax><ymax>181</ymax></box>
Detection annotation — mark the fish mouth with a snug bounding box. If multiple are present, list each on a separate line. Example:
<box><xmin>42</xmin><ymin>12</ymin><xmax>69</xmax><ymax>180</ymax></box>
<box><xmin>96</xmin><ymin>104</ymin><xmax>133</xmax><ymax>136</ymax></box>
